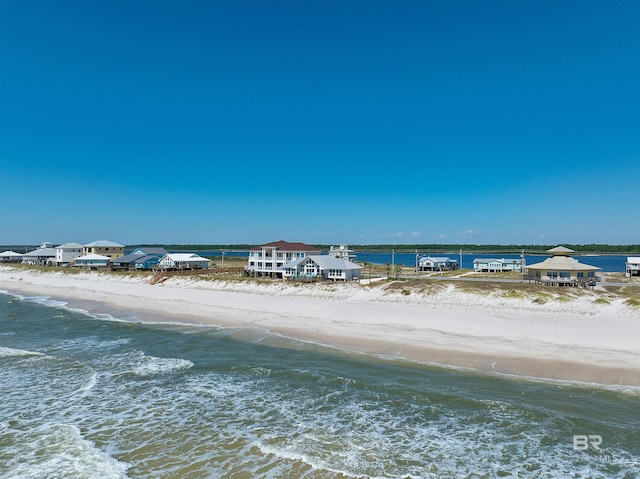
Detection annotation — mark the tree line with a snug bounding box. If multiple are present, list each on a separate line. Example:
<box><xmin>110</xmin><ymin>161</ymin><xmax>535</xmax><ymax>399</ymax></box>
<box><xmin>125</xmin><ymin>243</ymin><xmax>640</xmax><ymax>254</ymax></box>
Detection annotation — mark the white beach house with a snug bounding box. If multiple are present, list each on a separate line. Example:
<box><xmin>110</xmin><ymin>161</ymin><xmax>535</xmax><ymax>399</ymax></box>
<box><xmin>626</xmin><ymin>257</ymin><xmax>640</xmax><ymax>276</ymax></box>
<box><xmin>73</xmin><ymin>253</ymin><xmax>111</xmax><ymax>268</ymax></box>
<box><xmin>157</xmin><ymin>253</ymin><xmax>210</xmax><ymax>270</ymax></box>
<box><xmin>55</xmin><ymin>242</ymin><xmax>84</xmax><ymax>266</ymax></box>
<box><xmin>22</xmin><ymin>242</ymin><xmax>57</xmax><ymax>265</ymax></box>
<box><xmin>473</xmin><ymin>258</ymin><xmax>523</xmax><ymax>272</ymax></box>
<box><xmin>246</xmin><ymin>240</ymin><xmax>321</xmax><ymax>278</ymax></box>
<box><xmin>418</xmin><ymin>256</ymin><xmax>457</xmax><ymax>271</ymax></box>
<box><xmin>525</xmin><ymin>246</ymin><xmax>600</xmax><ymax>286</ymax></box>
<box><xmin>329</xmin><ymin>245</ymin><xmax>357</xmax><ymax>262</ymax></box>
<box><xmin>281</xmin><ymin>255</ymin><xmax>362</xmax><ymax>281</ymax></box>
<box><xmin>0</xmin><ymin>251</ymin><xmax>24</xmax><ymax>263</ymax></box>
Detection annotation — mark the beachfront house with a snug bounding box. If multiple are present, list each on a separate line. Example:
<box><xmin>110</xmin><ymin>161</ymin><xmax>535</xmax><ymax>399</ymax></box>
<box><xmin>21</xmin><ymin>242</ymin><xmax>57</xmax><ymax>265</ymax></box>
<box><xmin>83</xmin><ymin>240</ymin><xmax>125</xmax><ymax>260</ymax></box>
<box><xmin>626</xmin><ymin>257</ymin><xmax>640</xmax><ymax>276</ymax></box>
<box><xmin>111</xmin><ymin>247</ymin><xmax>168</xmax><ymax>270</ymax></box>
<box><xmin>525</xmin><ymin>246</ymin><xmax>601</xmax><ymax>287</ymax></box>
<box><xmin>55</xmin><ymin>242</ymin><xmax>83</xmax><ymax>266</ymax></box>
<box><xmin>73</xmin><ymin>253</ymin><xmax>111</xmax><ymax>268</ymax></box>
<box><xmin>157</xmin><ymin>253</ymin><xmax>210</xmax><ymax>270</ymax></box>
<box><xmin>281</xmin><ymin>255</ymin><xmax>362</xmax><ymax>281</ymax></box>
<box><xmin>418</xmin><ymin>256</ymin><xmax>458</xmax><ymax>271</ymax></box>
<box><xmin>0</xmin><ymin>251</ymin><xmax>24</xmax><ymax>263</ymax></box>
<box><xmin>473</xmin><ymin>258</ymin><xmax>523</xmax><ymax>273</ymax></box>
<box><xmin>329</xmin><ymin>245</ymin><xmax>357</xmax><ymax>262</ymax></box>
<box><xmin>246</xmin><ymin>240</ymin><xmax>321</xmax><ymax>278</ymax></box>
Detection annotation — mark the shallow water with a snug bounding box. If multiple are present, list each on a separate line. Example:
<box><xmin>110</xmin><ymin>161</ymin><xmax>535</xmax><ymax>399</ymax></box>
<box><xmin>0</xmin><ymin>292</ymin><xmax>638</xmax><ymax>478</ymax></box>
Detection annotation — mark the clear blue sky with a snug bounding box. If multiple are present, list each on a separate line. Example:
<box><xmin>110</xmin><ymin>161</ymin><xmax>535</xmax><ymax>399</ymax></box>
<box><xmin>1</xmin><ymin>1</ymin><xmax>638</xmax><ymax>246</ymax></box>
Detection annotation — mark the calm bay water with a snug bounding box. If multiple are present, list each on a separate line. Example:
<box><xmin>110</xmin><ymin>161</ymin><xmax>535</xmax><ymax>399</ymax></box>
<box><xmin>1</xmin><ymin>292</ymin><xmax>638</xmax><ymax>478</ymax></box>
<box><xmin>178</xmin><ymin>251</ymin><xmax>630</xmax><ymax>272</ymax></box>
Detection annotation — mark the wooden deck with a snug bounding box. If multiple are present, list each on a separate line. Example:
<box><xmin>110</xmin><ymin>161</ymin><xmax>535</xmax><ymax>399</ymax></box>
<box><xmin>524</xmin><ymin>274</ymin><xmax>599</xmax><ymax>288</ymax></box>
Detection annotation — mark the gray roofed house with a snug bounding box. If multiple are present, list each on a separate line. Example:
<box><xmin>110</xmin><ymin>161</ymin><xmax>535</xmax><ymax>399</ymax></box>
<box><xmin>112</xmin><ymin>253</ymin><xmax>146</xmax><ymax>267</ymax></box>
<box><xmin>281</xmin><ymin>255</ymin><xmax>362</xmax><ymax>281</ymax></box>
<box><xmin>418</xmin><ymin>256</ymin><xmax>458</xmax><ymax>271</ymax></box>
<box><xmin>112</xmin><ymin>252</ymin><xmax>165</xmax><ymax>270</ymax></box>
<box><xmin>0</xmin><ymin>251</ymin><xmax>23</xmax><ymax>263</ymax></box>
<box><xmin>22</xmin><ymin>246</ymin><xmax>57</xmax><ymax>265</ymax></box>
<box><xmin>84</xmin><ymin>240</ymin><xmax>124</xmax><ymax>248</ymax></box>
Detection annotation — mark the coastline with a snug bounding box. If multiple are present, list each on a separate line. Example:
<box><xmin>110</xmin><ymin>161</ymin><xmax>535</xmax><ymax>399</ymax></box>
<box><xmin>1</xmin><ymin>266</ymin><xmax>639</xmax><ymax>387</ymax></box>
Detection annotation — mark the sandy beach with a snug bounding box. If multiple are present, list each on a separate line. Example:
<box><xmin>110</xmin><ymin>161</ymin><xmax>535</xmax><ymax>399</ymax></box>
<box><xmin>1</xmin><ymin>266</ymin><xmax>639</xmax><ymax>386</ymax></box>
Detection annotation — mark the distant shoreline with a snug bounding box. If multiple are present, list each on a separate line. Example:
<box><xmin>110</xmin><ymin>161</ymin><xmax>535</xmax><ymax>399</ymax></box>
<box><xmin>1</xmin><ymin>266</ymin><xmax>639</xmax><ymax>387</ymax></box>
<box><xmin>3</xmin><ymin>243</ymin><xmax>640</xmax><ymax>255</ymax></box>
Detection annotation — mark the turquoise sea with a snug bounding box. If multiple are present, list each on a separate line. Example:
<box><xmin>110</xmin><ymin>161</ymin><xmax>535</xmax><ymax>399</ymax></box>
<box><xmin>1</xmin><ymin>291</ymin><xmax>638</xmax><ymax>478</ymax></box>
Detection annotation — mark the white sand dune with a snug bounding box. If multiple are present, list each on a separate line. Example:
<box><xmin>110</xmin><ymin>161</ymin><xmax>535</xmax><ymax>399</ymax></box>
<box><xmin>1</xmin><ymin>266</ymin><xmax>639</xmax><ymax>386</ymax></box>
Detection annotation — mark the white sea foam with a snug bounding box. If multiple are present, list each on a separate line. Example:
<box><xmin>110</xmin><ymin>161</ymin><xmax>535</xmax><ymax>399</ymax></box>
<box><xmin>77</xmin><ymin>368</ymin><xmax>98</xmax><ymax>395</ymax></box>
<box><xmin>0</xmin><ymin>346</ymin><xmax>44</xmax><ymax>358</ymax></box>
<box><xmin>0</xmin><ymin>424</ymin><xmax>129</xmax><ymax>479</ymax></box>
<box><xmin>128</xmin><ymin>353</ymin><xmax>194</xmax><ymax>377</ymax></box>
<box><xmin>2</xmin><ymin>289</ymin><xmax>638</xmax><ymax>479</ymax></box>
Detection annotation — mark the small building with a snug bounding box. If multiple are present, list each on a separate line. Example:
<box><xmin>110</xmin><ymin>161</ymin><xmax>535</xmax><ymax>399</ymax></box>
<box><xmin>83</xmin><ymin>241</ymin><xmax>125</xmax><ymax>260</ymax></box>
<box><xmin>626</xmin><ymin>257</ymin><xmax>640</xmax><ymax>276</ymax></box>
<box><xmin>418</xmin><ymin>256</ymin><xmax>458</xmax><ymax>271</ymax></box>
<box><xmin>281</xmin><ymin>255</ymin><xmax>362</xmax><ymax>281</ymax></box>
<box><xmin>55</xmin><ymin>242</ymin><xmax>84</xmax><ymax>266</ymax></box>
<box><xmin>329</xmin><ymin>245</ymin><xmax>357</xmax><ymax>262</ymax></box>
<box><xmin>0</xmin><ymin>251</ymin><xmax>24</xmax><ymax>263</ymax></box>
<box><xmin>73</xmin><ymin>253</ymin><xmax>111</xmax><ymax>268</ymax></box>
<box><xmin>473</xmin><ymin>258</ymin><xmax>523</xmax><ymax>272</ymax></box>
<box><xmin>22</xmin><ymin>243</ymin><xmax>57</xmax><ymax>265</ymax></box>
<box><xmin>157</xmin><ymin>253</ymin><xmax>210</xmax><ymax>270</ymax></box>
<box><xmin>525</xmin><ymin>246</ymin><xmax>601</xmax><ymax>287</ymax></box>
<box><xmin>246</xmin><ymin>240</ymin><xmax>321</xmax><ymax>278</ymax></box>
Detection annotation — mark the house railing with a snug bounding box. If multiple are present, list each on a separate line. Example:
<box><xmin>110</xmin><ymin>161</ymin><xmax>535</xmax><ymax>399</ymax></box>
<box><xmin>524</xmin><ymin>273</ymin><xmax>600</xmax><ymax>286</ymax></box>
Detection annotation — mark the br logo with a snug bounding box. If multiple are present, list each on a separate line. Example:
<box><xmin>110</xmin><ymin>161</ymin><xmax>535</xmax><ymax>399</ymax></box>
<box><xmin>573</xmin><ymin>435</ymin><xmax>603</xmax><ymax>451</ymax></box>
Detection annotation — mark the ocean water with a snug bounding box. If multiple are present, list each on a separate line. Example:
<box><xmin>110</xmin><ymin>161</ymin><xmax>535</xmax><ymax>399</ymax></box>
<box><xmin>1</xmin><ymin>292</ymin><xmax>638</xmax><ymax>479</ymax></box>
